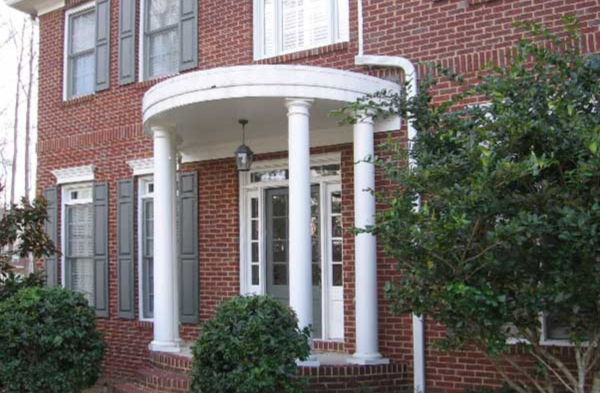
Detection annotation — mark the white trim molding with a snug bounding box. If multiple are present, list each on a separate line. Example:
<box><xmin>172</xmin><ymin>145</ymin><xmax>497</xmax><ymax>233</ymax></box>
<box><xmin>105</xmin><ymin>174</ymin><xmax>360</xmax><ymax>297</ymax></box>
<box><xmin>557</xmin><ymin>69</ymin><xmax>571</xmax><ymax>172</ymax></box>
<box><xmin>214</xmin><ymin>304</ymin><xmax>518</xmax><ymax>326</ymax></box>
<box><xmin>52</xmin><ymin>165</ymin><xmax>96</xmax><ymax>185</ymax></box>
<box><xmin>128</xmin><ymin>158</ymin><xmax>155</xmax><ymax>176</ymax></box>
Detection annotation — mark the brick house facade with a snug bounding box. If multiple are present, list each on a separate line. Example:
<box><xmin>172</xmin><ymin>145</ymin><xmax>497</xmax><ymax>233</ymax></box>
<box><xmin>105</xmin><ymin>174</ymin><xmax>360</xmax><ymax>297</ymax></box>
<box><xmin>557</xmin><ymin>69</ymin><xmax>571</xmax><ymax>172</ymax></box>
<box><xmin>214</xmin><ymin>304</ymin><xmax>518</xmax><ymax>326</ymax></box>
<box><xmin>5</xmin><ymin>0</ymin><xmax>600</xmax><ymax>391</ymax></box>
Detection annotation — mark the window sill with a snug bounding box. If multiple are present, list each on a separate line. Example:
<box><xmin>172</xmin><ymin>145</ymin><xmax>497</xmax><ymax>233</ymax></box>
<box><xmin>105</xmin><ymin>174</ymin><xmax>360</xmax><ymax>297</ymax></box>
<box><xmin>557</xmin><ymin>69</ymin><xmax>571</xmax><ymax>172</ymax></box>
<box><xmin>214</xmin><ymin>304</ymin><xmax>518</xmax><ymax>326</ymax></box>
<box><xmin>254</xmin><ymin>41</ymin><xmax>349</xmax><ymax>64</ymax></box>
<box><xmin>61</xmin><ymin>93</ymin><xmax>95</xmax><ymax>108</ymax></box>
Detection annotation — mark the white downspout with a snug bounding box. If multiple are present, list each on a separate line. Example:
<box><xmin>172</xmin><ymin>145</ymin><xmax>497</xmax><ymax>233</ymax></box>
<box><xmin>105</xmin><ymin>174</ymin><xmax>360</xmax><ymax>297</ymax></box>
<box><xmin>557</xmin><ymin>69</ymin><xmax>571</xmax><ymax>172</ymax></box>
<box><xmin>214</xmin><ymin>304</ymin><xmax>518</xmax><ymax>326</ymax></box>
<box><xmin>354</xmin><ymin>1</ymin><xmax>425</xmax><ymax>392</ymax></box>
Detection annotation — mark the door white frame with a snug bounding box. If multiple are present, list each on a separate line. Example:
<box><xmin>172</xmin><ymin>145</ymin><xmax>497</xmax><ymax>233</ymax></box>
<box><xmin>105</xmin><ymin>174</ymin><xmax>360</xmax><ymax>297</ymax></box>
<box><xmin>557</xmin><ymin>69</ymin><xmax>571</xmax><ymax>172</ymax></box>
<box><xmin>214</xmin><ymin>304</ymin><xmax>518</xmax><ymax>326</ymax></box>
<box><xmin>239</xmin><ymin>153</ymin><xmax>343</xmax><ymax>341</ymax></box>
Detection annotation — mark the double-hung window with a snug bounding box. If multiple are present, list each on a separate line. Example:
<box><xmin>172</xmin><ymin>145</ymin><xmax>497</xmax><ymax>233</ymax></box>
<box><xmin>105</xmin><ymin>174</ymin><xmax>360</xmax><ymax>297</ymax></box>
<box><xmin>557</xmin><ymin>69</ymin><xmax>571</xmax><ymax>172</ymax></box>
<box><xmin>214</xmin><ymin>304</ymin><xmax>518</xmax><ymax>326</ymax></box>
<box><xmin>140</xmin><ymin>179</ymin><xmax>155</xmax><ymax>319</ymax></box>
<box><xmin>66</xmin><ymin>5</ymin><xmax>96</xmax><ymax>98</ymax></box>
<box><xmin>144</xmin><ymin>0</ymin><xmax>179</xmax><ymax>79</ymax></box>
<box><xmin>64</xmin><ymin>185</ymin><xmax>95</xmax><ymax>304</ymax></box>
<box><xmin>255</xmin><ymin>0</ymin><xmax>349</xmax><ymax>59</ymax></box>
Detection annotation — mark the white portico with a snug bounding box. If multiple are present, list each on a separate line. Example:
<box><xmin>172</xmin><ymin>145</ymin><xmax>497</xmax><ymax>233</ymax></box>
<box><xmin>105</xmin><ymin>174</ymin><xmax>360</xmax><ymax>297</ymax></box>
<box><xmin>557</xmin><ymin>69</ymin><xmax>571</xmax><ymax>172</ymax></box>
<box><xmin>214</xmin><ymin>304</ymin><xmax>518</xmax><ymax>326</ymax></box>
<box><xmin>143</xmin><ymin>65</ymin><xmax>399</xmax><ymax>365</ymax></box>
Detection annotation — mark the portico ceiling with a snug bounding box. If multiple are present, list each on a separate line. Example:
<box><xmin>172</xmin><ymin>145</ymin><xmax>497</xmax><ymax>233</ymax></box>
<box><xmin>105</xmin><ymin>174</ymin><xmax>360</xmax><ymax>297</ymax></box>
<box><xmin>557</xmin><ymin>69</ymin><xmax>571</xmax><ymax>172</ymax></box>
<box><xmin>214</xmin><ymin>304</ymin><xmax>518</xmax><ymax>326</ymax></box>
<box><xmin>142</xmin><ymin>65</ymin><xmax>400</xmax><ymax>162</ymax></box>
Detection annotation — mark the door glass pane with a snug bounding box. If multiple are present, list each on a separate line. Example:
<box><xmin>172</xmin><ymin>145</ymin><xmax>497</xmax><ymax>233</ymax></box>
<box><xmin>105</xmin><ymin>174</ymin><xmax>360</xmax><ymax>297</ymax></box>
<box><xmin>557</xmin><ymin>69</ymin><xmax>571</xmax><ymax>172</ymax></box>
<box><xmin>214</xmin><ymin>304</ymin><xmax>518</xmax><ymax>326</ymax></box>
<box><xmin>148</xmin><ymin>29</ymin><xmax>179</xmax><ymax>78</ymax></box>
<box><xmin>332</xmin><ymin>264</ymin><xmax>342</xmax><ymax>286</ymax></box>
<box><xmin>272</xmin><ymin>218</ymin><xmax>287</xmax><ymax>240</ymax></box>
<box><xmin>331</xmin><ymin>191</ymin><xmax>341</xmax><ymax>214</ymax></box>
<box><xmin>331</xmin><ymin>215</ymin><xmax>342</xmax><ymax>238</ymax></box>
<box><xmin>252</xmin><ymin>265</ymin><xmax>260</xmax><ymax>286</ymax></box>
<box><xmin>251</xmin><ymin>198</ymin><xmax>259</xmax><ymax>218</ymax></box>
<box><xmin>332</xmin><ymin>240</ymin><xmax>342</xmax><ymax>262</ymax></box>
<box><xmin>272</xmin><ymin>240</ymin><xmax>286</xmax><ymax>262</ymax></box>
<box><xmin>273</xmin><ymin>264</ymin><xmax>287</xmax><ymax>285</ymax></box>
<box><xmin>251</xmin><ymin>242</ymin><xmax>259</xmax><ymax>262</ymax></box>
<box><xmin>251</xmin><ymin>220</ymin><xmax>259</xmax><ymax>240</ymax></box>
<box><xmin>271</xmin><ymin>194</ymin><xmax>287</xmax><ymax>217</ymax></box>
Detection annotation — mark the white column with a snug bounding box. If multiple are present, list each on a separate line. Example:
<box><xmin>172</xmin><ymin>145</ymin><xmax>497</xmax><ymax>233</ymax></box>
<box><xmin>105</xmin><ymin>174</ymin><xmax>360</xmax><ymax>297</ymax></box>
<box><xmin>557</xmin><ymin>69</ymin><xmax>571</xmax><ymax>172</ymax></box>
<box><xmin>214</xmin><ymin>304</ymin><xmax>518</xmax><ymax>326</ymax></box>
<box><xmin>286</xmin><ymin>98</ymin><xmax>319</xmax><ymax>366</ymax></box>
<box><xmin>349</xmin><ymin>111</ymin><xmax>389</xmax><ymax>365</ymax></box>
<box><xmin>150</xmin><ymin>126</ymin><xmax>181</xmax><ymax>353</ymax></box>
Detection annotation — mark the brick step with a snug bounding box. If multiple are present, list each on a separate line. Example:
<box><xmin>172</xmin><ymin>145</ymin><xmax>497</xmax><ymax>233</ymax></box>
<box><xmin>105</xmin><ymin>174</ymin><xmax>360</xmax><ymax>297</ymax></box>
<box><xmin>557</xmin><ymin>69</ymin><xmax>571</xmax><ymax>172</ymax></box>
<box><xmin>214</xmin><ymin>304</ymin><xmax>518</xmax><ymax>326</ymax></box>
<box><xmin>136</xmin><ymin>367</ymin><xmax>191</xmax><ymax>393</ymax></box>
<box><xmin>149</xmin><ymin>351</ymin><xmax>193</xmax><ymax>373</ymax></box>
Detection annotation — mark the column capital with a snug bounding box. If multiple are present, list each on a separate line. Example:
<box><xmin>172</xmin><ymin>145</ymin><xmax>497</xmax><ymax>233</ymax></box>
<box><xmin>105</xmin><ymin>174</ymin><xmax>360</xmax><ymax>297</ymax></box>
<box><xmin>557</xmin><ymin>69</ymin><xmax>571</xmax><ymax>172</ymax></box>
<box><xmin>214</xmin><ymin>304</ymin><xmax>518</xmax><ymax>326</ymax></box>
<box><xmin>285</xmin><ymin>98</ymin><xmax>314</xmax><ymax>117</ymax></box>
<box><xmin>151</xmin><ymin>125</ymin><xmax>176</xmax><ymax>139</ymax></box>
<box><xmin>355</xmin><ymin>109</ymin><xmax>376</xmax><ymax>125</ymax></box>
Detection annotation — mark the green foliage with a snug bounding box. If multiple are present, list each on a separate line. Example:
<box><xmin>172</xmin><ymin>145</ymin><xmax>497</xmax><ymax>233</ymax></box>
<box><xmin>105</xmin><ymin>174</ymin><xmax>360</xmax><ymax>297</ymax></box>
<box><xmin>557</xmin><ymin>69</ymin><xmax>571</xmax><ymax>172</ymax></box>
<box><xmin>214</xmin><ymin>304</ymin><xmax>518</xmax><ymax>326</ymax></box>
<box><xmin>190</xmin><ymin>295</ymin><xmax>311</xmax><ymax>393</ymax></box>
<box><xmin>0</xmin><ymin>287</ymin><xmax>106</xmax><ymax>393</ymax></box>
<box><xmin>0</xmin><ymin>264</ymin><xmax>44</xmax><ymax>303</ymax></box>
<box><xmin>0</xmin><ymin>195</ymin><xmax>57</xmax><ymax>261</ymax></box>
<box><xmin>0</xmin><ymin>194</ymin><xmax>59</xmax><ymax>301</ymax></box>
<box><xmin>338</xmin><ymin>17</ymin><xmax>600</xmax><ymax>393</ymax></box>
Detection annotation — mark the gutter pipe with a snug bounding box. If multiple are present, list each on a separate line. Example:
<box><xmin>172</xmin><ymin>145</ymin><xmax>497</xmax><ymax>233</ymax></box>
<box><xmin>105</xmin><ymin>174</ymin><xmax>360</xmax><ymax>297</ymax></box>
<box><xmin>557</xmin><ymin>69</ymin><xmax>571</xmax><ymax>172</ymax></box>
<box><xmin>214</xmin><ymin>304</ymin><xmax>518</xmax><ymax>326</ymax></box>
<box><xmin>354</xmin><ymin>2</ymin><xmax>425</xmax><ymax>393</ymax></box>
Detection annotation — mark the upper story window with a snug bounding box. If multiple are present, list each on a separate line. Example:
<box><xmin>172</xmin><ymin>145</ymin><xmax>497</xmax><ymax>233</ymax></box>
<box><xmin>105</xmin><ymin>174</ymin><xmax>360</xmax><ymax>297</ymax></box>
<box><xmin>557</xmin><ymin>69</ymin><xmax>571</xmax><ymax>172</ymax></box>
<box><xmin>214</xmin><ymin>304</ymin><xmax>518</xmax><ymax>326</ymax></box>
<box><xmin>254</xmin><ymin>0</ymin><xmax>349</xmax><ymax>60</ymax></box>
<box><xmin>64</xmin><ymin>0</ymin><xmax>110</xmax><ymax>100</ymax></box>
<box><xmin>66</xmin><ymin>4</ymin><xmax>96</xmax><ymax>99</ymax></box>
<box><xmin>144</xmin><ymin>0</ymin><xmax>179</xmax><ymax>79</ymax></box>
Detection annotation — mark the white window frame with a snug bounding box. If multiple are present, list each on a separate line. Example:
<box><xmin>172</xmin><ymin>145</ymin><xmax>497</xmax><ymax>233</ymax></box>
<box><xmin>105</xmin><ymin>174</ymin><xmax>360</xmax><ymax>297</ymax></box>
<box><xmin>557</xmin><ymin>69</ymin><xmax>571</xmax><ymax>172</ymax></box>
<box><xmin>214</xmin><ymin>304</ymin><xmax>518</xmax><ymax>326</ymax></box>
<box><xmin>138</xmin><ymin>176</ymin><xmax>155</xmax><ymax>321</ymax></box>
<box><xmin>63</xmin><ymin>1</ymin><xmax>96</xmax><ymax>101</ymax></box>
<box><xmin>138</xmin><ymin>0</ymin><xmax>180</xmax><ymax>82</ymax></box>
<box><xmin>252</xmin><ymin>0</ymin><xmax>349</xmax><ymax>60</ymax></box>
<box><xmin>239</xmin><ymin>153</ymin><xmax>344</xmax><ymax>341</ymax></box>
<box><xmin>61</xmin><ymin>182</ymin><xmax>94</xmax><ymax>299</ymax></box>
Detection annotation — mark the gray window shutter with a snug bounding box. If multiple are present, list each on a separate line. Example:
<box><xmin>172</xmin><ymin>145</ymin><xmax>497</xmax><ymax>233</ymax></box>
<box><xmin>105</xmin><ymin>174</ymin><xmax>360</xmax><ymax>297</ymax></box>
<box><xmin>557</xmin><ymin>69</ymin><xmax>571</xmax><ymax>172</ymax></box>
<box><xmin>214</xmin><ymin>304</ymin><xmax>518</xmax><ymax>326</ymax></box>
<box><xmin>178</xmin><ymin>0</ymin><xmax>197</xmax><ymax>71</ymax></box>
<box><xmin>117</xmin><ymin>180</ymin><xmax>135</xmax><ymax>319</ymax></box>
<box><xmin>93</xmin><ymin>183</ymin><xmax>109</xmax><ymax>317</ymax></box>
<box><xmin>43</xmin><ymin>187</ymin><xmax>59</xmax><ymax>287</ymax></box>
<box><xmin>178</xmin><ymin>172</ymin><xmax>198</xmax><ymax>324</ymax></box>
<box><xmin>95</xmin><ymin>0</ymin><xmax>111</xmax><ymax>91</ymax></box>
<box><xmin>118</xmin><ymin>0</ymin><xmax>136</xmax><ymax>84</ymax></box>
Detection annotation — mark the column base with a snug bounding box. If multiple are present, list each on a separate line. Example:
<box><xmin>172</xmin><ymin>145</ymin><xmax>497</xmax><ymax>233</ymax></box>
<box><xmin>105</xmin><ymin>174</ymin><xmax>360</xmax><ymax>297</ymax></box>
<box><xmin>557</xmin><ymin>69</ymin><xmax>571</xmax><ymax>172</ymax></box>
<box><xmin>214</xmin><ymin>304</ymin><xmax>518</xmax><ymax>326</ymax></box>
<box><xmin>347</xmin><ymin>353</ymin><xmax>390</xmax><ymax>365</ymax></box>
<box><xmin>149</xmin><ymin>340</ymin><xmax>182</xmax><ymax>354</ymax></box>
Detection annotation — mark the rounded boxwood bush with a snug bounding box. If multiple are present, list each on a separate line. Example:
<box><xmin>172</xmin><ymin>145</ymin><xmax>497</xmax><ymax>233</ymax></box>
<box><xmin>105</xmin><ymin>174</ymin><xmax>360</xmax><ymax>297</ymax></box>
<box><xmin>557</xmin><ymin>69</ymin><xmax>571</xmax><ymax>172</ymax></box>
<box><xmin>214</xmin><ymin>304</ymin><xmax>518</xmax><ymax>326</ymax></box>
<box><xmin>190</xmin><ymin>295</ymin><xmax>311</xmax><ymax>393</ymax></box>
<box><xmin>0</xmin><ymin>287</ymin><xmax>106</xmax><ymax>393</ymax></box>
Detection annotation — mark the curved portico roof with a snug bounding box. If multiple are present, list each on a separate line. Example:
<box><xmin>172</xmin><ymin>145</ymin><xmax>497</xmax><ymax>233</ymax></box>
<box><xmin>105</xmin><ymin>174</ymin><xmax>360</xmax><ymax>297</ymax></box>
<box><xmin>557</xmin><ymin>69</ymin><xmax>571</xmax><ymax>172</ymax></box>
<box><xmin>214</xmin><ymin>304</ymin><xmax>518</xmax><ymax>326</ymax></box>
<box><xmin>142</xmin><ymin>65</ymin><xmax>400</xmax><ymax>162</ymax></box>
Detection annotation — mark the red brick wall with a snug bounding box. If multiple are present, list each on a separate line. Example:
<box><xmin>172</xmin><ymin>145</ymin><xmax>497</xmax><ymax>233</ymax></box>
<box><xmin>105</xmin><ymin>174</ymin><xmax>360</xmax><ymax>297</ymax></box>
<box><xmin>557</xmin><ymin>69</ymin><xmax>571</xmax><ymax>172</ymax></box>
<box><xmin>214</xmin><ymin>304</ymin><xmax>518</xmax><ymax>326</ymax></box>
<box><xmin>35</xmin><ymin>0</ymin><xmax>600</xmax><ymax>389</ymax></box>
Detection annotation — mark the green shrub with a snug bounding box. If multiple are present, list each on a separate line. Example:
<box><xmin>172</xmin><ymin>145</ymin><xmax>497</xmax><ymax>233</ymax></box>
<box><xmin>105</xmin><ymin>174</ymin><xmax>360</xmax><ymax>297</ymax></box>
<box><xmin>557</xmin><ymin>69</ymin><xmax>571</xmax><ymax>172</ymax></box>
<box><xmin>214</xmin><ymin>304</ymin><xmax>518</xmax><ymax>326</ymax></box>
<box><xmin>0</xmin><ymin>287</ymin><xmax>106</xmax><ymax>393</ymax></box>
<box><xmin>0</xmin><ymin>263</ymin><xmax>45</xmax><ymax>303</ymax></box>
<box><xmin>190</xmin><ymin>295</ymin><xmax>311</xmax><ymax>393</ymax></box>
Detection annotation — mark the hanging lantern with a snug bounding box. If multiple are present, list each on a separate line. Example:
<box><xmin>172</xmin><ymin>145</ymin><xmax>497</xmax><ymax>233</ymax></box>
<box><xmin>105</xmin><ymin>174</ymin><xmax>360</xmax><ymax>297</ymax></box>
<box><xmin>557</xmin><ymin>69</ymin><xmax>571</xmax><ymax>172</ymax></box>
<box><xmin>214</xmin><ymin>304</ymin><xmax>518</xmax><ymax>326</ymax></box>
<box><xmin>235</xmin><ymin>119</ymin><xmax>254</xmax><ymax>172</ymax></box>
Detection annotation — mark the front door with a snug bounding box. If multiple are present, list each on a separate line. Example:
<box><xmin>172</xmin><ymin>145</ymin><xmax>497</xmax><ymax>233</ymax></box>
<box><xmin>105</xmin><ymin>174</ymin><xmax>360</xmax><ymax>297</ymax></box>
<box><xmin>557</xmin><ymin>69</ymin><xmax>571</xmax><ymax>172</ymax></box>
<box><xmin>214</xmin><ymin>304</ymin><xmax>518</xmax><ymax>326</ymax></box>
<box><xmin>265</xmin><ymin>186</ymin><xmax>323</xmax><ymax>339</ymax></box>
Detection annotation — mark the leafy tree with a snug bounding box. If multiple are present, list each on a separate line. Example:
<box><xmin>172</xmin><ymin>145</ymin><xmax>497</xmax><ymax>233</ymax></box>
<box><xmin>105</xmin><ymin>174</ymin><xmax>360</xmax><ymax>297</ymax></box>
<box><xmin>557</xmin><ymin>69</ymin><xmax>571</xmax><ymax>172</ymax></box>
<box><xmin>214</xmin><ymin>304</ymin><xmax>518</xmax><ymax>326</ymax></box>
<box><xmin>190</xmin><ymin>295</ymin><xmax>311</xmax><ymax>393</ymax></box>
<box><xmin>0</xmin><ymin>189</ymin><xmax>58</xmax><ymax>302</ymax></box>
<box><xmin>337</xmin><ymin>18</ymin><xmax>600</xmax><ymax>393</ymax></box>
